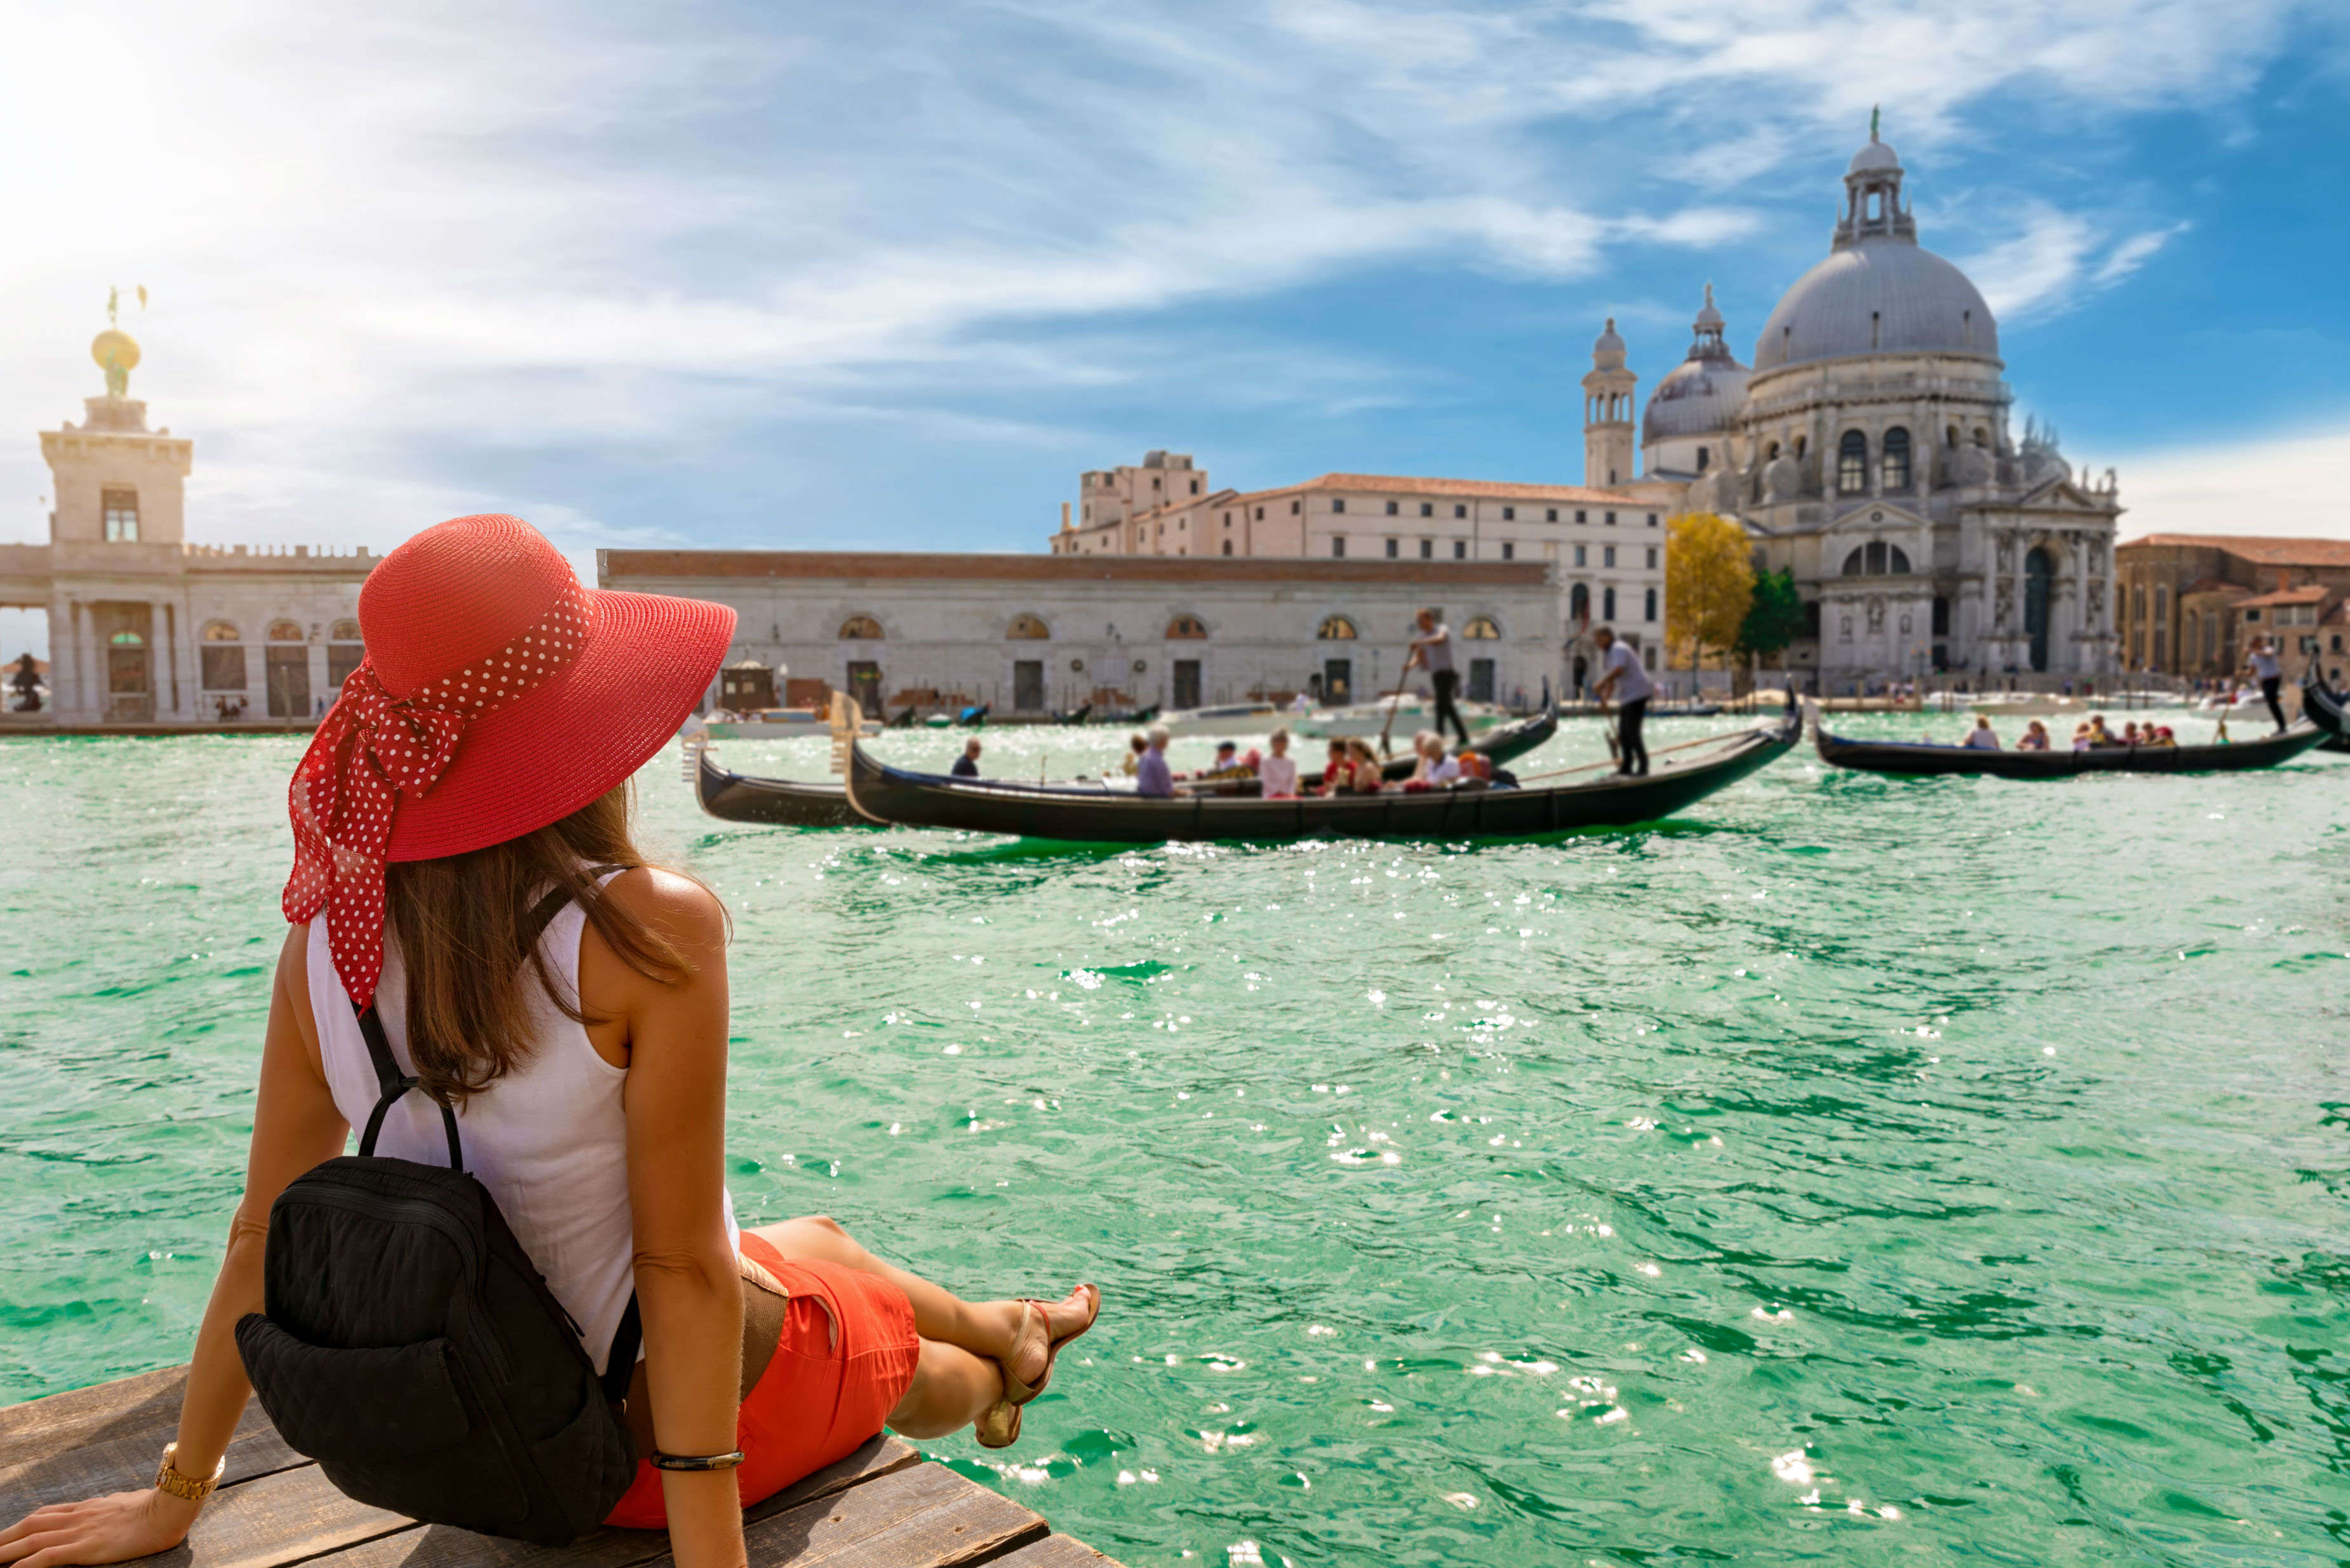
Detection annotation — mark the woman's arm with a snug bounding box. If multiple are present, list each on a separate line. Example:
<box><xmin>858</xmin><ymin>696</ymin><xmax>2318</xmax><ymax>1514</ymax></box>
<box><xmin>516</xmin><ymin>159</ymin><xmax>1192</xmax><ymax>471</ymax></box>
<box><xmin>589</xmin><ymin>871</ymin><xmax>745</xmax><ymax>1568</ymax></box>
<box><xmin>0</xmin><ymin>927</ymin><xmax>348</xmax><ymax>1568</ymax></box>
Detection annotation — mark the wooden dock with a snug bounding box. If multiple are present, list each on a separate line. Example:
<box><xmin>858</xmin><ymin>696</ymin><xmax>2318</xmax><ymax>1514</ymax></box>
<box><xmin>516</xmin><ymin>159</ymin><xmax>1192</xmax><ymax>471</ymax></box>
<box><xmin>2</xmin><ymin>1367</ymin><xmax>1122</xmax><ymax>1568</ymax></box>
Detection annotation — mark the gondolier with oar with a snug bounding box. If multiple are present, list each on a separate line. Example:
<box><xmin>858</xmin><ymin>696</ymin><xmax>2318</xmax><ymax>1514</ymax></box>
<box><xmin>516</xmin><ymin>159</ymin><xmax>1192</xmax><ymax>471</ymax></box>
<box><xmin>1591</xmin><ymin>625</ymin><xmax>1653</xmax><ymax>776</ymax></box>
<box><xmin>2241</xmin><ymin>636</ymin><xmax>2287</xmax><ymax>733</ymax></box>
<box><xmin>1404</xmin><ymin>608</ymin><xmax>1470</xmax><ymax>749</ymax></box>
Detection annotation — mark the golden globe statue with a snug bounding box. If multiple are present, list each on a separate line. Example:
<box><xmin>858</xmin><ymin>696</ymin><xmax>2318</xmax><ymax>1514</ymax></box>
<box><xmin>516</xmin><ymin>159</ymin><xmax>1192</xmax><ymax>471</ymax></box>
<box><xmin>92</xmin><ymin>327</ymin><xmax>140</xmax><ymax>398</ymax></box>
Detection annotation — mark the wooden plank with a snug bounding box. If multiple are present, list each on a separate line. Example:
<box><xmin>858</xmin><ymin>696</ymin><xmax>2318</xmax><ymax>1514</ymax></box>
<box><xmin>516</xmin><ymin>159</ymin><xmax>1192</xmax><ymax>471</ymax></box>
<box><xmin>0</xmin><ymin>1400</ymin><xmax>305</xmax><ymax>1513</ymax></box>
<box><xmin>730</xmin><ymin>1461</ymin><xmax>1045</xmax><ymax>1568</ymax></box>
<box><xmin>300</xmin><ymin>1435</ymin><xmax>923</xmax><ymax>1568</ymax></box>
<box><xmin>0</xmin><ymin>1367</ymin><xmax>192</xmax><ymax>1467</ymax></box>
<box><xmin>985</xmin><ymin>1538</ymin><xmax>1122</xmax><ymax>1568</ymax></box>
<box><xmin>164</xmin><ymin>1464</ymin><xmax>410</xmax><ymax>1568</ymax></box>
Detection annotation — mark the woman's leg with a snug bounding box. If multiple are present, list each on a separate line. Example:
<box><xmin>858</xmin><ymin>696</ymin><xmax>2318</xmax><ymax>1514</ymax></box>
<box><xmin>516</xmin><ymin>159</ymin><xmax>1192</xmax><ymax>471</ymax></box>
<box><xmin>751</xmin><ymin>1216</ymin><xmax>1092</xmax><ymax>1388</ymax></box>
<box><xmin>886</xmin><ymin>1339</ymin><xmax>1007</xmax><ymax>1438</ymax></box>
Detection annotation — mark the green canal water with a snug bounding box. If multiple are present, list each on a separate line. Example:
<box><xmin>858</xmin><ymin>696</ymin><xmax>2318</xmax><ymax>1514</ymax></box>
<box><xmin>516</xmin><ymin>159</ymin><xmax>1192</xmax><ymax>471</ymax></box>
<box><xmin>3</xmin><ymin>714</ymin><xmax>2345</xmax><ymax>1565</ymax></box>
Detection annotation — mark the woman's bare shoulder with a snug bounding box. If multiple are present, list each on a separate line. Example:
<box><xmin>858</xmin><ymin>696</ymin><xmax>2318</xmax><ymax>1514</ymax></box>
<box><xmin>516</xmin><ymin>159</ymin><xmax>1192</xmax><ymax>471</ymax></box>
<box><xmin>598</xmin><ymin>867</ymin><xmax>727</xmax><ymax>948</ymax></box>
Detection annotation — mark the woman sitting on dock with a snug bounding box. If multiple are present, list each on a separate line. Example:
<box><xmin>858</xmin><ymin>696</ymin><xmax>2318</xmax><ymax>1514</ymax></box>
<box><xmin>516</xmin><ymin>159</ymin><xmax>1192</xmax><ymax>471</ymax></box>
<box><xmin>0</xmin><ymin>515</ymin><xmax>1098</xmax><ymax>1568</ymax></box>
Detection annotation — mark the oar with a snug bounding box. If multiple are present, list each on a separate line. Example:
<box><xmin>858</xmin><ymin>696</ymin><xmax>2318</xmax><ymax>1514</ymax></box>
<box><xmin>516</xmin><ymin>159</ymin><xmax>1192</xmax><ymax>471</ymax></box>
<box><xmin>1376</xmin><ymin>656</ymin><xmax>1414</xmax><ymax>758</ymax></box>
<box><xmin>1599</xmin><ymin>698</ymin><xmax>1621</xmax><ymax>767</ymax></box>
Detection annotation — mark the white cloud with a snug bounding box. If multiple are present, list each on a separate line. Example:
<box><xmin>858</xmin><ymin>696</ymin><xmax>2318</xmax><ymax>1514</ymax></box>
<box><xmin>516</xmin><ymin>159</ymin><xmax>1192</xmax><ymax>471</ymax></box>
<box><xmin>0</xmin><ymin>0</ymin><xmax>2308</xmax><ymax>566</ymax></box>
<box><xmin>2111</xmin><ymin>423</ymin><xmax>2350</xmax><ymax>541</ymax></box>
<box><xmin>1963</xmin><ymin>209</ymin><xmax>2191</xmax><ymax>319</ymax></box>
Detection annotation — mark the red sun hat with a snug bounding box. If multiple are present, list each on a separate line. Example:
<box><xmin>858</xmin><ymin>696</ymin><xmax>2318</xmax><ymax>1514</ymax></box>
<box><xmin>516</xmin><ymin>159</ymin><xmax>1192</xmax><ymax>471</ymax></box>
<box><xmin>283</xmin><ymin>513</ymin><xmax>735</xmax><ymax>1006</ymax></box>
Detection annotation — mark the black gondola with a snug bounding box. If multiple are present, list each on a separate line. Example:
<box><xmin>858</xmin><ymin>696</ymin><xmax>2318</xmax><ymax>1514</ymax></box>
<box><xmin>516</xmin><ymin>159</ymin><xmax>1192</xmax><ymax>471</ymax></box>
<box><xmin>1051</xmin><ymin>703</ymin><xmax>1094</xmax><ymax>727</ymax></box>
<box><xmin>887</xmin><ymin>704</ymin><xmax>920</xmax><ymax>728</ymax></box>
<box><xmin>2300</xmin><ymin>671</ymin><xmax>2349</xmax><ymax>753</ymax></box>
<box><xmin>839</xmin><ymin>706</ymin><xmax>1794</xmax><ymax>843</ymax></box>
<box><xmin>1808</xmin><ymin>700</ymin><xmax>2327</xmax><ymax>776</ymax></box>
<box><xmin>693</xmin><ymin>706</ymin><xmax>1564</xmax><ymax>829</ymax></box>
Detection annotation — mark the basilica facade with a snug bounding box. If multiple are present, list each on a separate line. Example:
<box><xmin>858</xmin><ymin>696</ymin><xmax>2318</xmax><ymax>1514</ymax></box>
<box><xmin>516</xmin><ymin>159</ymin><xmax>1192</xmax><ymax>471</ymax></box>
<box><xmin>1620</xmin><ymin>128</ymin><xmax>2123</xmax><ymax>684</ymax></box>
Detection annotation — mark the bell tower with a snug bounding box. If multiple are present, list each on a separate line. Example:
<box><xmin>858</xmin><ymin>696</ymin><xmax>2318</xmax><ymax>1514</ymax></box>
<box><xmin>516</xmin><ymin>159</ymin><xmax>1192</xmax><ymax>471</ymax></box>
<box><xmin>40</xmin><ymin>295</ymin><xmax>192</xmax><ymax>546</ymax></box>
<box><xmin>1582</xmin><ymin>318</ymin><xmax>1636</xmax><ymax>488</ymax></box>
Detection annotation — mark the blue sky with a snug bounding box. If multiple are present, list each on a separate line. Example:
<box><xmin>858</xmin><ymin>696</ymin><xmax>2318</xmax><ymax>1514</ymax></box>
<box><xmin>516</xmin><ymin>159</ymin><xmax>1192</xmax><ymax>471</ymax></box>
<box><xmin>2</xmin><ymin>0</ymin><xmax>2346</xmax><ymax>661</ymax></box>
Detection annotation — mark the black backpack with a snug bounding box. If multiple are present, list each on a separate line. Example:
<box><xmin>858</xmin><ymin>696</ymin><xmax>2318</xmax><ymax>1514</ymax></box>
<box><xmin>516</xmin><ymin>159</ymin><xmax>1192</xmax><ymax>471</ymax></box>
<box><xmin>236</xmin><ymin>887</ymin><xmax>640</xmax><ymax>1545</ymax></box>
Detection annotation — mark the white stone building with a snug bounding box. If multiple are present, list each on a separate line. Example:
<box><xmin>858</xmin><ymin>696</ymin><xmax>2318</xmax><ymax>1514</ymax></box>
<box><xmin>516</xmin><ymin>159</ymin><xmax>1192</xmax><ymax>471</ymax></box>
<box><xmin>1636</xmin><ymin>127</ymin><xmax>2123</xmax><ymax>684</ymax></box>
<box><xmin>1</xmin><ymin>321</ymin><xmax>374</xmax><ymax>726</ymax></box>
<box><xmin>598</xmin><ymin>550</ymin><xmax>1561</xmax><ymax>715</ymax></box>
<box><xmin>1049</xmin><ymin>455</ymin><xmax>1663</xmax><ymax>694</ymax></box>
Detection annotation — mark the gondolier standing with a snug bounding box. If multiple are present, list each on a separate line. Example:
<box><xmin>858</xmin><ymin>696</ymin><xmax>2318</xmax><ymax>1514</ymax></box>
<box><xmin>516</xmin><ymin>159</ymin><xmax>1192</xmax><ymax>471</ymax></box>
<box><xmin>1406</xmin><ymin>608</ymin><xmax>1470</xmax><ymax>747</ymax></box>
<box><xmin>2242</xmin><ymin>636</ymin><xmax>2287</xmax><ymax>732</ymax></box>
<box><xmin>1591</xmin><ymin>625</ymin><xmax>1653</xmax><ymax>776</ymax></box>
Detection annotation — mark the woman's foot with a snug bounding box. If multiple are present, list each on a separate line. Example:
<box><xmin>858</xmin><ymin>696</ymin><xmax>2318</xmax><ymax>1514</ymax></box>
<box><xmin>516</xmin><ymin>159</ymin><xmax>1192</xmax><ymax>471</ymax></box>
<box><xmin>974</xmin><ymin>1285</ymin><xmax>1100</xmax><ymax>1449</ymax></box>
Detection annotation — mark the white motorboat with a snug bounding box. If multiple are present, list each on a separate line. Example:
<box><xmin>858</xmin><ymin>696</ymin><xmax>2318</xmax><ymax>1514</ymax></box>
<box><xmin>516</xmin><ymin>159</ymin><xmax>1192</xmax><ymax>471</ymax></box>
<box><xmin>1291</xmin><ymin>699</ymin><xmax>1514</xmax><ymax>740</ymax></box>
<box><xmin>692</xmin><ymin>707</ymin><xmax>881</xmax><ymax>740</ymax></box>
<box><xmin>1154</xmin><ymin>702</ymin><xmax>1284</xmax><ymax>737</ymax></box>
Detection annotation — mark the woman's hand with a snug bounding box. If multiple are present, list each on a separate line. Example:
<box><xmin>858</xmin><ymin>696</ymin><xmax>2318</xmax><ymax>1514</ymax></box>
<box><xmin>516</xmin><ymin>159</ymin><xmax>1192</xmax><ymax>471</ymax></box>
<box><xmin>0</xmin><ymin>1489</ymin><xmax>204</xmax><ymax>1568</ymax></box>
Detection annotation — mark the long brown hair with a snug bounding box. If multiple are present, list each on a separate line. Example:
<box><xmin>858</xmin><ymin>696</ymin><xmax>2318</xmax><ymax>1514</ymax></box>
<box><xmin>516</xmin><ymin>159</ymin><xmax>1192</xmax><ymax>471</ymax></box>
<box><xmin>384</xmin><ymin>783</ymin><xmax>706</xmax><ymax>1104</ymax></box>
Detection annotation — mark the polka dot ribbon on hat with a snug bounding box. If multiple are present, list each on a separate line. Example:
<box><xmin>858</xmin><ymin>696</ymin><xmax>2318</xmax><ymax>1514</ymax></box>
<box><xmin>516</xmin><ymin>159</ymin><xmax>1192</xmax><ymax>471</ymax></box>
<box><xmin>282</xmin><ymin>580</ymin><xmax>593</xmax><ymax>1007</ymax></box>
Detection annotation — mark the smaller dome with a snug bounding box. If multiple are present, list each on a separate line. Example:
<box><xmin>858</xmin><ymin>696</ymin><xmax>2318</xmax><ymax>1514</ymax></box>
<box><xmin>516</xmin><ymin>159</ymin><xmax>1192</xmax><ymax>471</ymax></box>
<box><xmin>1643</xmin><ymin>358</ymin><xmax>1751</xmax><ymax>445</ymax></box>
<box><xmin>91</xmin><ymin>328</ymin><xmax>140</xmax><ymax>374</ymax></box>
<box><xmin>1848</xmin><ymin>137</ymin><xmax>1900</xmax><ymax>175</ymax></box>
<box><xmin>1592</xmin><ymin>316</ymin><xmax>1625</xmax><ymax>356</ymax></box>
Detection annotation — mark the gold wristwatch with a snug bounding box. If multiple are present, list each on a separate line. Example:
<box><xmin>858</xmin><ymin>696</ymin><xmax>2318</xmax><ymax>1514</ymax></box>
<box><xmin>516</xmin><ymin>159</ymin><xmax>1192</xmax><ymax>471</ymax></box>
<box><xmin>154</xmin><ymin>1442</ymin><xmax>224</xmax><ymax>1504</ymax></box>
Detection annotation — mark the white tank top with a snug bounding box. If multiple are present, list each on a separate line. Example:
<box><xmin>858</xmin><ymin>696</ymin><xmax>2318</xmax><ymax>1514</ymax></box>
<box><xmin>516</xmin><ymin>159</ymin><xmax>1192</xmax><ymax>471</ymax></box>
<box><xmin>307</xmin><ymin>876</ymin><xmax>738</xmax><ymax>1375</ymax></box>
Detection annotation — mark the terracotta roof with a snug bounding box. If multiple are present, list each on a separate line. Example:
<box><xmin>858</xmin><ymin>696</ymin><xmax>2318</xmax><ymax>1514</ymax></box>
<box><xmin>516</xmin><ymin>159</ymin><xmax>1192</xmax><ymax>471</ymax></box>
<box><xmin>2119</xmin><ymin>533</ymin><xmax>2350</xmax><ymax>566</ymax></box>
<box><xmin>1237</xmin><ymin>473</ymin><xmax>1641</xmax><ymax>506</ymax></box>
<box><xmin>2236</xmin><ymin>585</ymin><xmax>2335</xmax><ymax>607</ymax></box>
<box><xmin>602</xmin><ymin>550</ymin><xmax>1550</xmax><ymax>587</ymax></box>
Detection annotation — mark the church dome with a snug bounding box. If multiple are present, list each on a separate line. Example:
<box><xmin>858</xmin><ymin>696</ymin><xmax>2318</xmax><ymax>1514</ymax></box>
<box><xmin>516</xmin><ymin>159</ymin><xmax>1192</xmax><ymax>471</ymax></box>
<box><xmin>1592</xmin><ymin>318</ymin><xmax>1625</xmax><ymax>356</ymax></box>
<box><xmin>1752</xmin><ymin>131</ymin><xmax>2000</xmax><ymax>373</ymax></box>
<box><xmin>1644</xmin><ymin>286</ymin><xmax>1749</xmax><ymax>443</ymax></box>
<box><xmin>1752</xmin><ymin>244</ymin><xmax>1999</xmax><ymax>370</ymax></box>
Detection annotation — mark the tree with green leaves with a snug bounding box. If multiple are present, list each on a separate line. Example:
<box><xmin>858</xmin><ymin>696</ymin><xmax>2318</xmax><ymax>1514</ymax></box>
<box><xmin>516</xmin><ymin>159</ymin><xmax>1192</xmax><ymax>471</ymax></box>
<box><xmin>1736</xmin><ymin>567</ymin><xmax>1805</xmax><ymax>662</ymax></box>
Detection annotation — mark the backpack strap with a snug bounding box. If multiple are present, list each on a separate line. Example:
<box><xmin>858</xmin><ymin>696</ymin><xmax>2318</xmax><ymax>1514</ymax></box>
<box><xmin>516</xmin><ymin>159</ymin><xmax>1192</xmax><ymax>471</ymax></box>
<box><xmin>351</xmin><ymin>869</ymin><xmax>626</xmax><ymax>1167</ymax></box>
<box><xmin>600</xmin><ymin>1295</ymin><xmax>642</xmax><ymax>1405</ymax></box>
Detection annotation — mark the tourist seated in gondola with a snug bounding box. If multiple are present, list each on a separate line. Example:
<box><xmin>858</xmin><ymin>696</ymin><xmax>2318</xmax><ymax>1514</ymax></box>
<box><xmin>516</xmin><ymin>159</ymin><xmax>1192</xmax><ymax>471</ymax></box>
<box><xmin>2017</xmin><ymin>720</ymin><xmax>2051</xmax><ymax>751</ymax></box>
<box><xmin>1193</xmin><ymin>740</ymin><xmax>1255</xmax><ymax>782</ymax></box>
<box><xmin>2148</xmin><ymin>725</ymin><xmax>2179</xmax><ymax>746</ymax></box>
<box><xmin>1343</xmin><ymin>738</ymin><xmax>1386</xmax><ymax>793</ymax></box>
<box><xmin>1120</xmin><ymin>732</ymin><xmax>1147</xmax><ymax>776</ymax></box>
<box><xmin>1961</xmin><ymin>715</ymin><xmax>2000</xmax><ymax>749</ymax></box>
<box><xmin>1259</xmin><ymin>728</ymin><xmax>1299</xmax><ymax>798</ymax></box>
<box><xmin>1314</xmin><ymin>738</ymin><xmax>1351</xmax><ymax>795</ymax></box>
<box><xmin>2085</xmin><ymin>714</ymin><xmax>2121</xmax><ymax>747</ymax></box>
<box><xmin>1136</xmin><ymin>724</ymin><xmax>1176</xmax><ymax>798</ymax></box>
<box><xmin>1406</xmin><ymin>732</ymin><xmax>1461</xmax><ymax>789</ymax></box>
<box><xmin>2072</xmin><ymin>723</ymin><xmax>2093</xmax><ymax>751</ymax></box>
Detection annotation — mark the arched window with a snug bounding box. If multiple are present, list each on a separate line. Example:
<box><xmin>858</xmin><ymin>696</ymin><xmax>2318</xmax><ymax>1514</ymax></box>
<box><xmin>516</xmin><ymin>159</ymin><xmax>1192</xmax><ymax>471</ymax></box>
<box><xmin>1462</xmin><ymin>616</ymin><xmax>1501</xmax><ymax>640</ymax></box>
<box><xmin>268</xmin><ymin>620</ymin><xmax>304</xmax><ymax>642</ymax></box>
<box><xmin>202</xmin><ymin>620</ymin><xmax>240</xmax><ymax>642</ymax></box>
<box><xmin>1007</xmin><ymin>613</ymin><xmax>1050</xmax><ymax>640</ymax></box>
<box><xmin>838</xmin><ymin>615</ymin><xmax>884</xmax><ymax>640</ymax></box>
<box><xmin>1569</xmin><ymin>584</ymin><xmax>1590</xmax><ymax>622</ymax></box>
<box><xmin>1602</xmin><ymin>586</ymin><xmax>1617</xmax><ymax>620</ymax></box>
<box><xmin>1765</xmin><ymin>441</ymin><xmax>1781</xmax><ymax>461</ymax></box>
<box><xmin>329</xmin><ymin>619</ymin><xmax>361</xmax><ymax>642</ymax></box>
<box><xmin>1945</xmin><ymin>424</ymin><xmax>1959</xmax><ymax>448</ymax></box>
<box><xmin>1165</xmin><ymin>614</ymin><xmax>1207</xmax><ymax>640</ymax></box>
<box><xmin>1889</xmin><ymin>545</ymin><xmax>1911</xmax><ymax>574</ymax></box>
<box><xmin>1317</xmin><ymin>615</ymin><xmax>1357</xmax><ymax>640</ymax></box>
<box><xmin>1881</xmin><ymin>427</ymin><xmax>1911</xmax><ymax>490</ymax></box>
<box><xmin>1843</xmin><ymin>547</ymin><xmax>1865</xmax><ymax>576</ymax></box>
<box><xmin>1837</xmin><ymin>431</ymin><xmax>1869</xmax><ymax>494</ymax></box>
<box><xmin>109</xmin><ymin>630</ymin><xmax>143</xmax><ymax>646</ymax></box>
<box><xmin>327</xmin><ymin>620</ymin><xmax>365</xmax><ymax>687</ymax></box>
<box><xmin>1220</xmin><ymin>540</ymin><xmax>1232</xmax><ymax>556</ymax></box>
<box><xmin>1865</xmin><ymin>541</ymin><xmax>1888</xmax><ymax>575</ymax></box>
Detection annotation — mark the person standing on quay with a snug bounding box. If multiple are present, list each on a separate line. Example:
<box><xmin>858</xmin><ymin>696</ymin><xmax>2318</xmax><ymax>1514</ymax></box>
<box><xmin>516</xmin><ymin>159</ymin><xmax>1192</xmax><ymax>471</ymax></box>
<box><xmin>1406</xmin><ymin>608</ymin><xmax>1470</xmax><ymax>747</ymax></box>
<box><xmin>1591</xmin><ymin>625</ymin><xmax>1653</xmax><ymax>776</ymax></box>
<box><xmin>2242</xmin><ymin>636</ymin><xmax>2287</xmax><ymax>732</ymax></box>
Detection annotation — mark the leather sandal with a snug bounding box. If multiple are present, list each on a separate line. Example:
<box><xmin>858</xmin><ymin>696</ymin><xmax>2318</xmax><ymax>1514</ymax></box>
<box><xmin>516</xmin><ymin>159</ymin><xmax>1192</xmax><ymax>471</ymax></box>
<box><xmin>974</xmin><ymin>1285</ymin><xmax>1099</xmax><ymax>1449</ymax></box>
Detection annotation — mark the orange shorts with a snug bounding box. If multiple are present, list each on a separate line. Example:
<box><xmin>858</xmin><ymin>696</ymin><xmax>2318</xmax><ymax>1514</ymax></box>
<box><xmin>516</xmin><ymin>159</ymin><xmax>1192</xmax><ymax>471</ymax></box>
<box><xmin>604</xmin><ymin>1231</ymin><xmax>922</xmax><ymax>1528</ymax></box>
